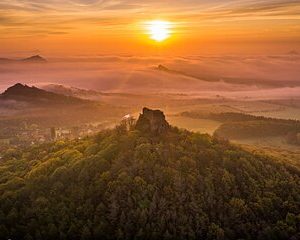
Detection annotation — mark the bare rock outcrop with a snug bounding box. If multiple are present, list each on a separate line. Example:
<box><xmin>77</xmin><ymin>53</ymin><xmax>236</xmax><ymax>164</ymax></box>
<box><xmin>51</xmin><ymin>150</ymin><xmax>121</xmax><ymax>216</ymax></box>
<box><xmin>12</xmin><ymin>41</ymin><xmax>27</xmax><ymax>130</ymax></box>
<box><xmin>135</xmin><ymin>107</ymin><xmax>170</xmax><ymax>134</ymax></box>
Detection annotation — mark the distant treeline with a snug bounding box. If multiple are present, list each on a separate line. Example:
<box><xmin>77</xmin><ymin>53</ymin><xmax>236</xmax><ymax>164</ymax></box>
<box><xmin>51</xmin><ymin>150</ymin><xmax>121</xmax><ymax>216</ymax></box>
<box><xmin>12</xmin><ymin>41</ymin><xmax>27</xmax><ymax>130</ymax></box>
<box><xmin>181</xmin><ymin>111</ymin><xmax>300</xmax><ymax>143</ymax></box>
<box><xmin>215</xmin><ymin>121</ymin><xmax>300</xmax><ymax>140</ymax></box>
<box><xmin>181</xmin><ymin>111</ymin><xmax>299</xmax><ymax>124</ymax></box>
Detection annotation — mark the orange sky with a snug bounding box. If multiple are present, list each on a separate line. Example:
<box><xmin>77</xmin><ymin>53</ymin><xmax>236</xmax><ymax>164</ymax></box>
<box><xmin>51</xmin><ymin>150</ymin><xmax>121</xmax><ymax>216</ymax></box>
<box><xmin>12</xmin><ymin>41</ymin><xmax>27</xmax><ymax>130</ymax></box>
<box><xmin>0</xmin><ymin>0</ymin><xmax>299</xmax><ymax>56</ymax></box>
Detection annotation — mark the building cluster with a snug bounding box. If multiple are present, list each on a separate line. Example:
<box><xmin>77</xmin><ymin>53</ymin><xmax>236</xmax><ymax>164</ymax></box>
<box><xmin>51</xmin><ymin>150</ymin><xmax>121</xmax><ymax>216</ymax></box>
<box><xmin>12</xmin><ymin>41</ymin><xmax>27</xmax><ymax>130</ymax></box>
<box><xmin>0</xmin><ymin>125</ymin><xmax>51</xmax><ymax>147</ymax></box>
<box><xmin>0</xmin><ymin>122</ymin><xmax>110</xmax><ymax>148</ymax></box>
<box><xmin>50</xmin><ymin>124</ymin><xmax>103</xmax><ymax>141</ymax></box>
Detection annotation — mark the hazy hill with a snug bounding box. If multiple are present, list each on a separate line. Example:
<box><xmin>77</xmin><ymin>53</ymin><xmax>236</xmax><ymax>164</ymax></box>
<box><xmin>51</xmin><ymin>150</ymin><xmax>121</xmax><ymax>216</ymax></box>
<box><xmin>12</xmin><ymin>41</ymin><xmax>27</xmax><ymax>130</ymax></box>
<box><xmin>0</xmin><ymin>83</ymin><xmax>128</xmax><ymax>129</ymax></box>
<box><xmin>21</xmin><ymin>55</ymin><xmax>47</xmax><ymax>63</ymax></box>
<box><xmin>0</xmin><ymin>83</ymin><xmax>88</xmax><ymax>106</ymax></box>
<box><xmin>0</xmin><ymin>55</ymin><xmax>47</xmax><ymax>64</ymax></box>
<box><xmin>41</xmin><ymin>84</ymin><xmax>103</xmax><ymax>100</ymax></box>
<box><xmin>0</xmin><ymin>108</ymin><xmax>299</xmax><ymax>239</ymax></box>
<box><xmin>40</xmin><ymin>84</ymin><xmax>171</xmax><ymax>107</ymax></box>
<box><xmin>156</xmin><ymin>64</ymin><xmax>287</xmax><ymax>88</ymax></box>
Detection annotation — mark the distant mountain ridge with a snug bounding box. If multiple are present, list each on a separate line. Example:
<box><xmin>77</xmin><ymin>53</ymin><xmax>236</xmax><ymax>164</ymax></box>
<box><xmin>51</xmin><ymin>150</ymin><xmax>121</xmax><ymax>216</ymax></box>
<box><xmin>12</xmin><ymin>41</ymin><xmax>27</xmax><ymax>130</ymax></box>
<box><xmin>40</xmin><ymin>84</ymin><xmax>139</xmax><ymax>101</ymax></box>
<box><xmin>21</xmin><ymin>55</ymin><xmax>47</xmax><ymax>63</ymax></box>
<box><xmin>41</xmin><ymin>84</ymin><xmax>102</xmax><ymax>99</ymax></box>
<box><xmin>156</xmin><ymin>64</ymin><xmax>286</xmax><ymax>87</ymax></box>
<box><xmin>0</xmin><ymin>83</ymin><xmax>88</xmax><ymax>106</ymax></box>
<box><xmin>0</xmin><ymin>55</ymin><xmax>47</xmax><ymax>63</ymax></box>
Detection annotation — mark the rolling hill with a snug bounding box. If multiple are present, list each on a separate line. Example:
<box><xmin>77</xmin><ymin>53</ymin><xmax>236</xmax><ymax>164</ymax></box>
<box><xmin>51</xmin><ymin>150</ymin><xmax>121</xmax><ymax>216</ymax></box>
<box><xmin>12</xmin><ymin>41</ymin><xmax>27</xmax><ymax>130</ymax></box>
<box><xmin>0</xmin><ymin>55</ymin><xmax>47</xmax><ymax>64</ymax></box>
<box><xmin>40</xmin><ymin>84</ymin><xmax>103</xmax><ymax>100</ymax></box>
<box><xmin>0</xmin><ymin>83</ymin><xmax>128</xmax><ymax>129</ymax></box>
<box><xmin>21</xmin><ymin>55</ymin><xmax>47</xmax><ymax>63</ymax></box>
<box><xmin>0</xmin><ymin>108</ymin><xmax>299</xmax><ymax>239</ymax></box>
<box><xmin>0</xmin><ymin>83</ymin><xmax>88</xmax><ymax>106</ymax></box>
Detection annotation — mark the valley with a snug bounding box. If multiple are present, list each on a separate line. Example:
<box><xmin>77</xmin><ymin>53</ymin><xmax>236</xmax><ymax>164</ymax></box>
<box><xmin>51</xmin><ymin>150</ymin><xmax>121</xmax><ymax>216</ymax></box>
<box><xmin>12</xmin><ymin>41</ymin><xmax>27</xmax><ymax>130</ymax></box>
<box><xmin>1</xmin><ymin>82</ymin><xmax>299</xmax><ymax>172</ymax></box>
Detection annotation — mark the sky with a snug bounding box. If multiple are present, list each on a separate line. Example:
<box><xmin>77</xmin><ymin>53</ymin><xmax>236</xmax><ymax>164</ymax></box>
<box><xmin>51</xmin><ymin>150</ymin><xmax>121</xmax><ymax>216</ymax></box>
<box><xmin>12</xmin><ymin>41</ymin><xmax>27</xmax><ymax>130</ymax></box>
<box><xmin>0</xmin><ymin>0</ymin><xmax>300</xmax><ymax>56</ymax></box>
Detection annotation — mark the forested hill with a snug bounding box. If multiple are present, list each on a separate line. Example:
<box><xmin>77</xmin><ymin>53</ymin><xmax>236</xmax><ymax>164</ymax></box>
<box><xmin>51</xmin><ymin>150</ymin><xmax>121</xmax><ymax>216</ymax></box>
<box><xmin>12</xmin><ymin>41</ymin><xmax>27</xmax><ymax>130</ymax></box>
<box><xmin>0</xmin><ymin>108</ymin><xmax>300</xmax><ymax>240</ymax></box>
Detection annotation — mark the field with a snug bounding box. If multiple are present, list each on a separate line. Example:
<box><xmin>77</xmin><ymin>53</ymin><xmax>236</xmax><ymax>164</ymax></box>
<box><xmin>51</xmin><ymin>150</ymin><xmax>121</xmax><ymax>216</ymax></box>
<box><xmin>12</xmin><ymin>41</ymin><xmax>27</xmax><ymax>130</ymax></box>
<box><xmin>167</xmin><ymin>115</ymin><xmax>221</xmax><ymax>134</ymax></box>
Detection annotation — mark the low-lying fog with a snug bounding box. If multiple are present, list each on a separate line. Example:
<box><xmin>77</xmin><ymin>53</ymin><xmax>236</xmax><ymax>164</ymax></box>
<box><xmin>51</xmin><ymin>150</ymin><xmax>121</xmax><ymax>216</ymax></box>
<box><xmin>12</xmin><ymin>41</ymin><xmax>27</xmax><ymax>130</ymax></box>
<box><xmin>0</xmin><ymin>54</ymin><xmax>299</xmax><ymax>100</ymax></box>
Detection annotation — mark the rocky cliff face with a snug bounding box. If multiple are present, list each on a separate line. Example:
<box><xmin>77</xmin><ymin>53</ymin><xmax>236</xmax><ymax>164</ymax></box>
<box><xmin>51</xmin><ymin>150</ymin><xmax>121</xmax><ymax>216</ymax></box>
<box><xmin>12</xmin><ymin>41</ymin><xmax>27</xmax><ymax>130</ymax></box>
<box><xmin>135</xmin><ymin>107</ymin><xmax>170</xmax><ymax>134</ymax></box>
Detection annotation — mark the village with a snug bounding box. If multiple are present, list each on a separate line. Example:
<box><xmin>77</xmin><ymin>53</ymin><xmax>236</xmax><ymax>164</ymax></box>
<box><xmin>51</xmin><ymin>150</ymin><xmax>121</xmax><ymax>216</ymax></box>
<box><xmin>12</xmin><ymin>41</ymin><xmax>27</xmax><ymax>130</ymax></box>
<box><xmin>0</xmin><ymin>121</ymin><xmax>114</xmax><ymax>149</ymax></box>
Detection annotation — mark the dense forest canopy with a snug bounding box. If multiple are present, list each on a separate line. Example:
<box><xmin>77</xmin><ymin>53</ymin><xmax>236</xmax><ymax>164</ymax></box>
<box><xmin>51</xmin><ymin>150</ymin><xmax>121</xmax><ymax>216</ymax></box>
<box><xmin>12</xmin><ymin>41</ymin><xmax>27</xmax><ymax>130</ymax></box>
<box><xmin>0</xmin><ymin>109</ymin><xmax>299</xmax><ymax>240</ymax></box>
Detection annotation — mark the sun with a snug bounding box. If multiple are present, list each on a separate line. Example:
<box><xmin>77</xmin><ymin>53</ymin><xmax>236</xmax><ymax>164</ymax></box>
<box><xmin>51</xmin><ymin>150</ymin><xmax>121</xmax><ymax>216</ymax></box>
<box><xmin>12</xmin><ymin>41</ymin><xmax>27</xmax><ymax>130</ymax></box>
<box><xmin>147</xmin><ymin>20</ymin><xmax>171</xmax><ymax>42</ymax></box>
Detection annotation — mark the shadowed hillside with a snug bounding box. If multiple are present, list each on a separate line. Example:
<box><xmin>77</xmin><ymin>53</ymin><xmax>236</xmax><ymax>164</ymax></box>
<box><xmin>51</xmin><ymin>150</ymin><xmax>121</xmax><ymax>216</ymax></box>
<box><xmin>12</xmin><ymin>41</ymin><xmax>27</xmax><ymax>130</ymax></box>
<box><xmin>0</xmin><ymin>83</ymin><xmax>88</xmax><ymax>106</ymax></box>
